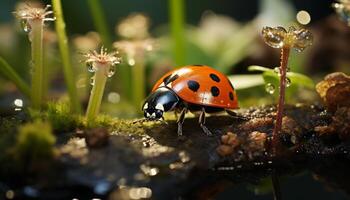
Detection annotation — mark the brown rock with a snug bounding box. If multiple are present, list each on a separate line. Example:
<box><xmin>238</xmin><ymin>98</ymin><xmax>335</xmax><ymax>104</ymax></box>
<box><xmin>316</xmin><ymin>72</ymin><xmax>350</xmax><ymax>112</ymax></box>
<box><xmin>85</xmin><ymin>127</ymin><xmax>109</xmax><ymax>148</ymax></box>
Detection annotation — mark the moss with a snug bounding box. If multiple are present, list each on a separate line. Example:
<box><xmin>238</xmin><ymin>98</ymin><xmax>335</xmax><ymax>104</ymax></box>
<box><xmin>29</xmin><ymin>102</ymin><xmax>82</xmax><ymax>133</ymax></box>
<box><xmin>0</xmin><ymin>118</ymin><xmax>20</xmax><ymax>173</ymax></box>
<box><xmin>13</xmin><ymin>120</ymin><xmax>56</xmax><ymax>167</ymax></box>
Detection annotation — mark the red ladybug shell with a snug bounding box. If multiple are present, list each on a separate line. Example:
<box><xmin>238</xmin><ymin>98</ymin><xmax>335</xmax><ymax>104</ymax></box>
<box><xmin>152</xmin><ymin>65</ymin><xmax>238</xmax><ymax>109</ymax></box>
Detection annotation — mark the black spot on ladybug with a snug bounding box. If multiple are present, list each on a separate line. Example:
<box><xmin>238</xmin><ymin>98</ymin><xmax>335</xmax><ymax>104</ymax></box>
<box><xmin>163</xmin><ymin>74</ymin><xmax>179</xmax><ymax>85</ymax></box>
<box><xmin>192</xmin><ymin>64</ymin><xmax>204</xmax><ymax>67</ymax></box>
<box><xmin>187</xmin><ymin>80</ymin><xmax>200</xmax><ymax>92</ymax></box>
<box><xmin>209</xmin><ymin>73</ymin><xmax>220</xmax><ymax>82</ymax></box>
<box><xmin>229</xmin><ymin>92</ymin><xmax>234</xmax><ymax>101</ymax></box>
<box><xmin>211</xmin><ymin>86</ymin><xmax>220</xmax><ymax>97</ymax></box>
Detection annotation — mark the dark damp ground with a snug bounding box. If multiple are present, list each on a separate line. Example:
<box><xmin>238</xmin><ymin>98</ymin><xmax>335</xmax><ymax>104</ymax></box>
<box><xmin>1</xmin><ymin>105</ymin><xmax>350</xmax><ymax>200</ymax></box>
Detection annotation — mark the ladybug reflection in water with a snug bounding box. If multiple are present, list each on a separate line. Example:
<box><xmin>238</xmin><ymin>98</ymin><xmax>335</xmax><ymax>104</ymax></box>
<box><xmin>142</xmin><ymin>65</ymin><xmax>239</xmax><ymax>136</ymax></box>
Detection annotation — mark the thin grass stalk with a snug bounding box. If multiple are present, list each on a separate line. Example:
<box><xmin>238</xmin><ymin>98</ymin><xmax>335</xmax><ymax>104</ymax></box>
<box><xmin>272</xmin><ymin>47</ymin><xmax>290</xmax><ymax>153</ymax></box>
<box><xmin>52</xmin><ymin>0</ymin><xmax>81</xmax><ymax>113</ymax></box>
<box><xmin>0</xmin><ymin>57</ymin><xmax>31</xmax><ymax>97</ymax></box>
<box><xmin>30</xmin><ymin>19</ymin><xmax>44</xmax><ymax>109</ymax></box>
<box><xmin>87</xmin><ymin>0</ymin><xmax>112</xmax><ymax>47</ymax></box>
<box><xmin>86</xmin><ymin>63</ymin><xmax>108</xmax><ymax>123</ymax></box>
<box><xmin>169</xmin><ymin>0</ymin><xmax>186</xmax><ymax>66</ymax></box>
<box><xmin>132</xmin><ymin>60</ymin><xmax>145</xmax><ymax>113</ymax></box>
<box><xmin>87</xmin><ymin>0</ymin><xmax>131</xmax><ymax>100</ymax></box>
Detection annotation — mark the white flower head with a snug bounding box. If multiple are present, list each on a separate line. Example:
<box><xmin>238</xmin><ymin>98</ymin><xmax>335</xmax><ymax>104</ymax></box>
<box><xmin>83</xmin><ymin>47</ymin><xmax>121</xmax><ymax>66</ymax></box>
<box><xmin>14</xmin><ymin>4</ymin><xmax>55</xmax><ymax>23</ymax></box>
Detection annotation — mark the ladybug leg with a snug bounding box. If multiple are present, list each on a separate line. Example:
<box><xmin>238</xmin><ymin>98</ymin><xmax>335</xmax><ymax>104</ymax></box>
<box><xmin>174</xmin><ymin>110</ymin><xmax>179</xmax><ymax>119</ymax></box>
<box><xmin>177</xmin><ymin>107</ymin><xmax>187</xmax><ymax>136</ymax></box>
<box><xmin>199</xmin><ymin>107</ymin><xmax>213</xmax><ymax>136</ymax></box>
<box><xmin>226</xmin><ymin>109</ymin><xmax>250</xmax><ymax>121</ymax></box>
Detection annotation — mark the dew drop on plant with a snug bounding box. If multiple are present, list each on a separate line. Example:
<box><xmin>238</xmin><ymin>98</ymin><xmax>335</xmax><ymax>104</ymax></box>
<box><xmin>86</xmin><ymin>62</ymin><xmax>95</xmax><ymax>73</ymax></box>
<box><xmin>293</xmin><ymin>29</ymin><xmax>313</xmax><ymax>52</ymax></box>
<box><xmin>265</xmin><ymin>83</ymin><xmax>275</xmax><ymax>94</ymax></box>
<box><xmin>128</xmin><ymin>58</ymin><xmax>136</xmax><ymax>66</ymax></box>
<box><xmin>107</xmin><ymin>65</ymin><xmax>115</xmax><ymax>77</ymax></box>
<box><xmin>286</xmin><ymin>77</ymin><xmax>292</xmax><ymax>87</ymax></box>
<box><xmin>261</xmin><ymin>26</ymin><xmax>286</xmax><ymax>48</ymax></box>
<box><xmin>90</xmin><ymin>77</ymin><xmax>95</xmax><ymax>86</ymax></box>
<box><xmin>13</xmin><ymin>98</ymin><xmax>23</xmax><ymax>111</ymax></box>
<box><xmin>20</xmin><ymin>20</ymin><xmax>31</xmax><ymax>33</ymax></box>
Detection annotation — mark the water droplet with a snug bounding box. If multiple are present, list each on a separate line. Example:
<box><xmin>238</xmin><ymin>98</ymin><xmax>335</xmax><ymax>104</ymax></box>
<box><xmin>20</xmin><ymin>20</ymin><xmax>31</xmax><ymax>33</ymax></box>
<box><xmin>14</xmin><ymin>99</ymin><xmax>23</xmax><ymax>107</ymax></box>
<box><xmin>286</xmin><ymin>77</ymin><xmax>292</xmax><ymax>87</ymax></box>
<box><xmin>128</xmin><ymin>58</ymin><xmax>136</xmax><ymax>66</ymax></box>
<box><xmin>292</xmin><ymin>29</ymin><xmax>313</xmax><ymax>52</ymax></box>
<box><xmin>112</xmin><ymin>59</ymin><xmax>121</xmax><ymax>66</ymax></box>
<box><xmin>86</xmin><ymin>62</ymin><xmax>95</xmax><ymax>73</ymax></box>
<box><xmin>14</xmin><ymin>98</ymin><xmax>23</xmax><ymax>111</ymax></box>
<box><xmin>262</xmin><ymin>26</ymin><xmax>287</xmax><ymax>48</ymax></box>
<box><xmin>265</xmin><ymin>83</ymin><xmax>275</xmax><ymax>94</ymax></box>
<box><xmin>107</xmin><ymin>65</ymin><xmax>115</xmax><ymax>77</ymax></box>
<box><xmin>90</xmin><ymin>77</ymin><xmax>95</xmax><ymax>86</ymax></box>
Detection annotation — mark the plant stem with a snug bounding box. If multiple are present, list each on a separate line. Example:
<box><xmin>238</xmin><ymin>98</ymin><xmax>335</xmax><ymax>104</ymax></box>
<box><xmin>52</xmin><ymin>0</ymin><xmax>81</xmax><ymax>113</ymax></box>
<box><xmin>86</xmin><ymin>63</ymin><xmax>108</xmax><ymax>123</ymax></box>
<box><xmin>272</xmin><ymin>47</ymin><xmax>290</xmax><ymax>153</ymax></box>
<box><xmin>87</xmin><ymin>0</ymin><xmax>112</xmax><ymax>47</ymax></box>
<box><xmin>87</xmin><ymin>0</ymin><xmax>131</xmax><ymax>100</ymax></box>
<box><xmin>0</xmin><ymin>57</ymin><xmax>31</xmax><ymax>97</ymax></box>
<box><xmin>169</xmin><ymin>0</ymin><xmax>186</xmax><ymax>66</ymax></box>
<box><xmin>30</xmin><ymin>19</ymin><xmax>44</xmax><ymax>109</ymax></box>
<box><xmin>132</xmin><ymin>59</ymin><xmax>145</xmax><ymax>114</ymax></box>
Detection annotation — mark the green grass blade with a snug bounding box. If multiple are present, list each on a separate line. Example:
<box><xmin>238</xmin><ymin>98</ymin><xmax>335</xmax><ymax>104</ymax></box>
<box><xmin>52</xmin><ymin>0</ymin><xmax>82</xmax><ymax>113</ymax></box>
<box><xmin>0</xmin><ymin>57</ymin><xmax>30</xmax><ymax>97</ymax></box>
<box><xmin>87</xmin><ymin>0</ymin><xmax>112</xmax><ymax>47</ymax></box>
<box><xmin>169</xmin><ymin>0</ymin><xmax>186</xmax><ymax>66</ymax></box>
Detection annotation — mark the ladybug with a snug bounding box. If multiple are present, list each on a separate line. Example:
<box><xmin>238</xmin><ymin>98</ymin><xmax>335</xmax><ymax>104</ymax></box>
<box><xmin>142</xmin><ymin>65</ymin><xmax>239</xmax><ymax>136</ymax></box>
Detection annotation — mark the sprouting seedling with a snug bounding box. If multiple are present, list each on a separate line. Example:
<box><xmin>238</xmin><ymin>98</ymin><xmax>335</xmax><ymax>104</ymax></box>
<box><xmin>113</xmin><ymin>14</ymin><xmax>154</xmax><ymax>113</ymax></box>
<box><xmin>261</xmin><ymin>26</ymin><xmax>313</xmax><ymax>153</ymax></box>
<box><xmin>83</xmin><ymin>47</ymin><xmax>121</xmax><ymax>123</ymax></box>
<box><xmin>333</xmin><ymin>0</ymin><xmax>350</xmax><ymax>26</ymax></box>
<box><xmin>13</xmin><ymin>3</ymin><xmax>55</xmax><ymax>110</ymax></box>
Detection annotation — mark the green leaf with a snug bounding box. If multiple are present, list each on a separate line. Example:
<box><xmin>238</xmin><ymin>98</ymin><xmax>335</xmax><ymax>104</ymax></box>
<box><xmin>0</xmin><ymin>57</ymin><xmax>30</xmax><ymax>97</ymax></box>
<box><xmin>228</xmin><ymin>74</ymin><xmax>264</xmax><ymax>90</ymax></box>
<box><xmin>248</xmin><ymin>65</ymin><xmax>272</xmax><ymax>72</ymax></box>
<box><xmin>286</xmin><ymin>72</ymin><xmax>314</xmax><ymax>89</ymax></box>
<box><xmin>247</xmin><ymin>65</ymin><xmax>315</xmax><ymax>89</ymax></box>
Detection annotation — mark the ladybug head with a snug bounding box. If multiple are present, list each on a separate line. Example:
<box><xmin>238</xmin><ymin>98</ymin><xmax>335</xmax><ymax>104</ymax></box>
<box><xmin>142</xmin><ymin>87</ymin><xmax>179</xmax><ymax>120</ymax></box>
